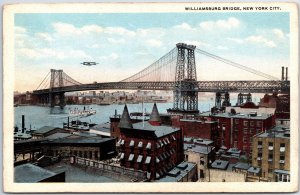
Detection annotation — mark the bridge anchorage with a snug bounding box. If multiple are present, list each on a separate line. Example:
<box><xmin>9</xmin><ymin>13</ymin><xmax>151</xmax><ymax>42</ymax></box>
<box><xmin>167</xmin><ymin>43</ymin><xmax>199</xmax><ymax>114</ymax></box>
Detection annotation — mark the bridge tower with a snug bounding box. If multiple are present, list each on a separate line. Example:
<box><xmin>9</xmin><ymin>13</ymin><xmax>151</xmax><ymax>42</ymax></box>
<box><xmin>49</xmin><ymin>69</ymin><xmax>65</xmax><ymax>108</ymax></box>
<box><xmin>168</xmin><ymin>43</ymin><xmax>199</xmax><ymax>114</ymax></box>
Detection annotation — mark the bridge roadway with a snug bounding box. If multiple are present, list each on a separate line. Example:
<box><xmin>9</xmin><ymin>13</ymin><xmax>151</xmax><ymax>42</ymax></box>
<box><xmin>33</xmin><ymin>80</ymin><xmax>290</xmax><ymax>94</ymax></box>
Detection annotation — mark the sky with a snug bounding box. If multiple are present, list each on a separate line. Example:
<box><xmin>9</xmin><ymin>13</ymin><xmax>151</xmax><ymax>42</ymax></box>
<box><xmin>14</xmin><ymin>12</ymin><xmax>290</xmax><ymax>92</ymax></box>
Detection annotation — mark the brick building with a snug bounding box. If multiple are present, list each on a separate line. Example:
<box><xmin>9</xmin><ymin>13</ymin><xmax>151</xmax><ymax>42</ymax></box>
<box><xmin>199</xmin><ymin>103</ymin><xmax>275</xmax><ymax>157</ymax></box>
<box><xmin>251</xmin><ymin>126</ymin><xmax>290</xmax><ymax>182</ymax></box>
<box><xmin>258</xmin><ymin>93</ymin><xmax>290</xmax><ymax>119</ymax></box>
<box><xmin>118</xmin><ymin>104</ymin><xmax>184</xmax><ymax>180</ymax></box>
<box><xmin>175</xmin><ymin>118</ymin><xmax>218</xmax><ymax>140</ymax></box>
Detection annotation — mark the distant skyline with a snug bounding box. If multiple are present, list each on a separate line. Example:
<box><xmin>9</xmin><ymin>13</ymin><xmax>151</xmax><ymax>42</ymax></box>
<box><xmin>15</xmin><ymin>12</ymin><xmax>290</xmax><ymax>92</ymax></box>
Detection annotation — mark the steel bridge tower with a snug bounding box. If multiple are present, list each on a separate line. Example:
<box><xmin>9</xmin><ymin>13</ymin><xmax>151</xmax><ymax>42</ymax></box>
<box><xmin>48</xmin><ymin>69</ymin><xmax>65</xmax><ymax>108</ymax></box>
<box><xmin>168</xmin><ymin>43</ymin><xmax>199</xmax><ymax>114</ymax></box>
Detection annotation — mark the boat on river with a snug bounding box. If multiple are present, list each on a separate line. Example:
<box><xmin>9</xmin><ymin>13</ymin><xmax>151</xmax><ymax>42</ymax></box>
<box><xmin>69</xmin><ymin>107</ymin><xmax>96</xmax><ymax>117</ymax></box>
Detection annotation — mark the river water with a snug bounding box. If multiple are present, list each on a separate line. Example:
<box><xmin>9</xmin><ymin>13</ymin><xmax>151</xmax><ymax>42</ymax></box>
<box><xmin>14</xmin><ymin>101</ymin><xmax>213</xmax><ymax>130</ymax></box>
<box><xmin>14</xmin><ymin>94</ymin><xmax>261</xmax><ymax>130</ymax></box>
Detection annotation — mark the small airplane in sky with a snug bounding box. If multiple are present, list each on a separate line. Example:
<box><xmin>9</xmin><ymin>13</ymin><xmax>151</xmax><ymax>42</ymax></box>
<box><xmin>81</xmin><ymin>62</ymin><xmax>98</xmax><ymax>66</ymax></box>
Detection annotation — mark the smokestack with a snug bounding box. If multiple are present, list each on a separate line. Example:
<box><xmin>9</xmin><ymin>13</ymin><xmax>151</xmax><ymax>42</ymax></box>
<box><xmin>285</xmin><ymin>67</ymin><xmax>288</xmax><ymax>80</ymax></box>
<box><xmin>67</xmin><ymin>117</ymin><xmax>70</xmax><ymax>128</ymax></box>
<box><xmin>21</xmin><ymin>115</ymin><xmax>25</xmax><ymax>133</ymax></box>
<box><xmin>281</xmin><ymin>66</ymin><xmax>284</xmax><ymax>80</ymax></box>
<box><xmin>115</xmin><ymin>109</ymin><xmax>117</xmax><ymax>117</ymax></box>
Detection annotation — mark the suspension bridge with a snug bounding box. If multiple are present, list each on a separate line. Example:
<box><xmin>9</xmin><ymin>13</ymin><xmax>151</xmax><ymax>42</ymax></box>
<box><xmin>31</xmin><ymin>43</ymin><xmax>290</xmax><ymax>112</ymax></box>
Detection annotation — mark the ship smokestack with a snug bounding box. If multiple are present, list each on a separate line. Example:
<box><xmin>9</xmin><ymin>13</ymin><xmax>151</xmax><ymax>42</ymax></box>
<box><xmin>67</xmin><ymin>117</ymin><xmax>70</xmax><ymax>128</ymax></box>
<box><xmin>21</xmin><ymin>115</ymin><xmax>25</xmax><ymax>133</ymax></box>
<box><xmin>281</xmin><ymin>66</ymin><xmax>284</xmax><ymax>80</ymax></box>
<box><xmin>285</xmin><ymin>67</ymin><xmax>288</xmax><ymax>80</ymax></box>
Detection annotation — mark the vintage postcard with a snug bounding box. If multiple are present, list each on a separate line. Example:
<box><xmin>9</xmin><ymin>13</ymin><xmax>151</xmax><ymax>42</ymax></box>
<box><xmin>3</xmin><ymin>2</ymin><xmax>299</xmax><ymax>193</ymax></box>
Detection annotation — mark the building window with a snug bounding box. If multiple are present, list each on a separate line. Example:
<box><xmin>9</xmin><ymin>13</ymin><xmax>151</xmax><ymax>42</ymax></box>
<box><xmin>89</xmin><ymin>151</ymin><xmax>93</xmax><ymax>159</ymax></box>
<box><xmin>268</xmin><ymin>154</ymin><xmax>273</xmax><ymax>162</ymax></box>
<box><xmin>280</xmin><ymin>143</ymin><xmax>286</xmax><ymax>152</ymax></box>
<box><xmin>257</xmin><ymin>121</ymin><xmax>262</xmax><ymax>127</ymax></box>
<box><xmin>84</xmin><ymin>151</ymin><xmax>87</xmax><ymax>158</ymax></box>
<box><xmin>200</xmin><ymin>170</ymin><xmax>205</xmax><ymax>178</ymax></box>
<box><xmin>268</xmin><ymin>168</ymin><xmax>273</xmax><ymax>174</ymax></box>
<box><xmin>250</xmin><ymin>128</ymin><xmax>254</xmax><ymax>134</ymax></box>
<box><xmin>200</xmin><ymin>160</ymin><xmax>205</xmax><ymax>165</ymax></box>
<box><xmin>185</xmin><ymin>154</ymin><xmax>188</xmax><ymax>161</ymax></box>
<box><xmin>74</xmin><ymin>151</ymin><xmax>78</xmax><ymax>156</ymax></box>
<box><xmin>268</xmin><ymin>142</ymin><xmax>274</xmax><ymax>150</ymax></box>
<box><xmin>79</xmin><ymin>151</ymin><xmax>82</xmax><ymax>157</ymax></box>
<box><xmin>243</xmin><ymin>136</ymin><xmax>247</xmax><ymax>143</ymax></box>
<box><xmin>95</xmin><ymin>151</ymin><xmax>98</xmax><ymax>160</ymax></box>
<box><xmin>235</xmin><ymin>119</ymin><xmax>239</xmax><ymax>124</ymax></box>
<box><xmin>243</xmin><ymin>128</ymin><xmax>248</xmax><ymax>134</ymax></box>
<box><xmin>243</xmin><ymin>121</ymin><xmax>248</xmax><ymax>127</ymax></box>
<box><xmin>250</xmin><ymin>121</ymin><xmax>255</xmax><ymax>127</ymax></box>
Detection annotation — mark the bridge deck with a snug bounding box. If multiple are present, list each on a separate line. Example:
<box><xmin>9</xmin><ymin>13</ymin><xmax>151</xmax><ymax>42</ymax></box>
<box><xmin>33</xmin><ymin>80</ymin><xmax>290</xmax><ymax>94</ymax></box>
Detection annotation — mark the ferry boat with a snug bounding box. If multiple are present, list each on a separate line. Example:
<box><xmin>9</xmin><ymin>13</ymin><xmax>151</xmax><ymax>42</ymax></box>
<box><xmin>69</xmin><ymin>107</ymin><xmax>96</xmax><ymax>117</ymax></box>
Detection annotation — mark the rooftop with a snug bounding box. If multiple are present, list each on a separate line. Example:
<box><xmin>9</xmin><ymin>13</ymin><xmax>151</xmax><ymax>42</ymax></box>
<box><xmin>132</xmin><ymin>122</ymin><xmax>180</xmax><ymax>138</ymax></box>
<box><xmin>46</xmin><ymin>133</ymin><xmax>72</xmax><ymax>140</ymax></box>
<box><xmin>33</xmin><ymin>126</ymin><xmax>60</xmax><ymax>135</ymax></box>
<box><xmin>90</xmin><ymin>122</ymin><xmax>111</xmax><ymax>133</ymax></box>
<box><xmin>211</xmin><ymin>160</ymin><xmax>229</xmax><ymax>170</ymax></box>
<box><xmin>255</xmin><ymin>127</ymin><xmax>290</xmax><ymax>139</ymax></box>
<box><xmin>157</xmin><ymin>162</ymin><xmax>196</xmax><ymax>182</ymax></box>
<box><xmin>14</xmin><ymin>163</ymin><xmax>58</xmax><ymax>183</ymax></box>
<box><xmin>43</xmin><ymin>136</ymin><xmax>114</xmax><ymax>145</ymax></box>
<box><xmin>199</xmin><ymin>110</ymin><xmax>273</xmax><ymax>120</ymax></box>
<box><xmin>247</xmin><ymin>166</ymin><xmax>261</xmax><ymax>174</ymax></box>
<box><xmin>233</xmin><ymin>162</ymin><xmax>251</xmax><ymax>170</ymax></box>
<box><xmin>184</xmin><ymin>144</ymin><xmax>213</xmax><ymax>155</ymax></box>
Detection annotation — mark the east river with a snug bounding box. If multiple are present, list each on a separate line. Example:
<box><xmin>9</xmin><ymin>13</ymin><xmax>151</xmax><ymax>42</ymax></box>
<box><xmin>14</xmin><ymin>95</ymin><xmax>261</xmax><ymax>130</ymax></box>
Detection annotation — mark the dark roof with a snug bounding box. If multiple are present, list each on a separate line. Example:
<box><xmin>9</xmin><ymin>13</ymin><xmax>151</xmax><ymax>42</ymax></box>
<box><xmin>119</xmin><ymin>104</ymin><xmax>133</xmax><ymax>129</ymax></box>
<box><xmin>233</xmin><ymin>163</ymin><xmax>251</xmax><ymax>170</ymax></box>
<box><xmin>149</xmin><ymin>103</ymin><xmax>161</xmax><ymax>122</ymax></box>
<box><xmin>211</xmin><ymin>160</ymin><xmax>229</xmax><ymax>170</ymax></box>
<box><xmin>14</xmin><ymin>163</ymin><xmax>57</xmax><ymax>182</ymax></box>
<box><xmin>90</xmin><ymin>123</ymin><xmax>111</xmax><ymax>133</ymax></box>
<box><xmin>44</xmin><ymin>136</ymin><xmax>114</xmax><ymax>145</ymax></box>
<box><xmin>33</xmin><ymin>126</ymin><xmax>59</xmax><ymax>135</ymax></box>
<box><xmin>46</xmin><ymin>133</ymin><xmax>72</xmax><ymax>140</ymax></box>
<box><xmin>132</xmin><ymin>122</ymin><xmax>180</xmax><ymax>138</ymax></box>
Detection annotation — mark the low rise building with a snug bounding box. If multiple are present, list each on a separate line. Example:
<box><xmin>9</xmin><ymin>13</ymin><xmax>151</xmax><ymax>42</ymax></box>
<box><xmin>157</xmin><ymin>162</ymin><xmax>198</xmax><ymax>182</ymax></box>
<box><xmin>14</xmin><ymin>163</ymin><xmax>65</xmax><ymax>182</ymax></box>
<box><xmin>251</xmin><ymin>126</ymin><xmax>290</xmax><ymax>182</ymax></box>
<box><xmin>199</xmin><ymin>103</ymin><xmax>275</xmax><ymax>158</ymax></box>
<box><xmin>118</xmin><ymin>104</ymin><xmax>184</xmax><ymax>180</ymax></box>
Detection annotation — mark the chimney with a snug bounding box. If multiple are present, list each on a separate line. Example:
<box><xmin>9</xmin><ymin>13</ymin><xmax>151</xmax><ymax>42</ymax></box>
<box><xmin>21</xmin><ymin>115</ymin><xmax>25</xmax><ymax>133</ymax></box>
<box><xmin>281</xmin><ymin>66</ymin><xmax>284</xmax><ymax>80</ymax></box>
<box><xmin>285</xmin><ymin>67</ymin><xmax>288</xmax><ymax>80</ymax></box>
<box><xmin>119</xmin><ymin>104</ymin><xmax>133</xmax><ymax>129</ymax></box>
<box><xmin>149</xmin><ymin>103</ymin><xmax>161</xmax><ymax>126</ymax></box>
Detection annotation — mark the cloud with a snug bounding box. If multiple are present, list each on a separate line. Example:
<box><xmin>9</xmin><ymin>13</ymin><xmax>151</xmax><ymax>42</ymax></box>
<box><xmin>107</xmin><ymin>38</ymin><xmax>126</xmax><ymax>44</ymax></box>
<box><xmin>36</xmin><ymin>33</ymin><xmax>54</xmax><ymax>42</ymax></box>
<box><xmin>272</xmin><ymin>28</ymin><xmax>285</xmax><ymax>39</ymax></box>
<box><xmin>227</xmin><ymin>37</ymin><xmax>244</xmax><ymax>44</ymax></box>
<box><xmin>183</xmin><ymin>40</ymin><xmax>210</xmax><ymax>48</ymax></box>
<box><xmin>52</xmin><ymin>22</ymin><xmax>82</xmax><ymax>36</ymax></box>
<box><xmin>15</xmin><ymin>26</ymin><xmax>27</xmax><ymax>34</ymax></box>
<box><xmin>17</xmin><ymin>48</ymin><xmax>91</xmax><ymax>60</ymax></box>
<box><xmin>104</xmin><ymin>27</ymin><xmax>135</xmax><ymax>37</ymax></box>
<box><xmin>200</xmin><ymin>17</ymin><xmax>240</xmax><ymax>31</ymax></box>
<box><xmin>245</xmin><ymin>35</ymin><xmax>276</xmax><ymax>48</ymax></box>
<box><xmin>146</xmin><ymin>39</ymin><xmax>163</xmax><ymax>47</ymax></box>
<box><xmin>217</xmin><ymin>45</ymin><xmax>228</xmax><ymax>50</ymax></box>
<box><xmin>98</xmin><ymin>53</ymin><xmax>119</xmax><ymax>60</ymax></box>
<box><xmin>174</xmin><ymin>23</ymin><xmax>194</xmax><ymax>31</ymax></box>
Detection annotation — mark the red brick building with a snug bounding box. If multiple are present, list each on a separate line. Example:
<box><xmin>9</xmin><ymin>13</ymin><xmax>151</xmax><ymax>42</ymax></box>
<box><xmin>259</xmin><ymin>93</ymin><xmax>290</xmax><ymax>119</ymax></box>
<box><xmin>171</xmin><ymin>116</ymin><xmax>218</xmax><ymax>139</ymax></box>
<box><xmin>118</xmin><ymin>104</ymin><xmax>184</xmax><ymax>180</ymax></box>
<box><xmin>199</xmin><ymin>103</ymin><xmax>275</xmax><ymax>157</ymax></box>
